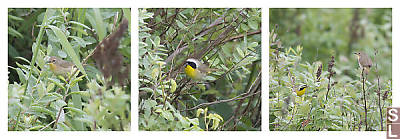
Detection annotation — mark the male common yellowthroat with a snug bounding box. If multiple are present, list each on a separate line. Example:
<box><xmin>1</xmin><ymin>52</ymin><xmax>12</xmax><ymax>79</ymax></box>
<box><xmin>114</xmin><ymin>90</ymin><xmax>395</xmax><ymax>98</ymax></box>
<box><xmin>46</xmin><ymin>56</ymin><xmax>75</xmax><ymax>77</ymax></box>
<box><xmin>354</xmin><ymin>52</ymin><xmax>372</xmax><ymax>75</ymax></box>
<box><xmin>296</xmin><ymin>85</ymin><xmax>307</xmax><ymax>96</ymax></box>
<box><xmin>184</xmin><ymin>58</ymin><xmax>217</xmax><ymax>80</ymax></box>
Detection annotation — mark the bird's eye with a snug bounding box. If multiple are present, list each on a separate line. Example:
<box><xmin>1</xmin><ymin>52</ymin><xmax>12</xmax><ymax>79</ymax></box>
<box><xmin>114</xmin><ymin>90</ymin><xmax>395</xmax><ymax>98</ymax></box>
<box><xmin>52</xmin><ymin>59</ymin><xmax>56</xmax><ymax>63</ymax></box>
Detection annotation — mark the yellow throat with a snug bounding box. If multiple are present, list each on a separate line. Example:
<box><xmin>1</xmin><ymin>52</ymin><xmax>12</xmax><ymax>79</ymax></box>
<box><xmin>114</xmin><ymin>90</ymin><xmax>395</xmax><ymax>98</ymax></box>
<box><xmin>185</xmin><ymin>64</ymin><xmax>200</xmax><ymax>80</ymax></box>
<box><xmin>48</xmin><ymin>62</ymin><xmax>72</xmax><ymax>76</ymax></box>
<box><xmin>49</xmin><ymin>63</ymin><xmax>57</xmax><ymax>73</ymax></box>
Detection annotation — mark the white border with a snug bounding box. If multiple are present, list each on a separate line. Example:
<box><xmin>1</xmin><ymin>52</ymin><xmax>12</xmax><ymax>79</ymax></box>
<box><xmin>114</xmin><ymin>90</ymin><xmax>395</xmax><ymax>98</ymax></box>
<box><xmin>1</xmin><ymin>0</ymin><xmax>397</xmax><ymax>139</ymax></box>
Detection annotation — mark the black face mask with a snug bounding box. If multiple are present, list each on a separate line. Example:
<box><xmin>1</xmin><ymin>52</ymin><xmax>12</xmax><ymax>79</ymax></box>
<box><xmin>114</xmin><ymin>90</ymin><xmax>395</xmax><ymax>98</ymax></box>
<box><xmin>186</xmin><ymin>61</ymin><xmax>197</xmax><ymax>69</ymax></box>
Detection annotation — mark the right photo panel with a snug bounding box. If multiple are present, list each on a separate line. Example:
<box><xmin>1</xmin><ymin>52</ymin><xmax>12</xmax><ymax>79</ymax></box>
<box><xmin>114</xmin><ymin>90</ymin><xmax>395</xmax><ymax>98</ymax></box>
<box><xmin>269</xmin><ymin>8</ymin><xmax>392</xmax><ymax>131</ymax></box>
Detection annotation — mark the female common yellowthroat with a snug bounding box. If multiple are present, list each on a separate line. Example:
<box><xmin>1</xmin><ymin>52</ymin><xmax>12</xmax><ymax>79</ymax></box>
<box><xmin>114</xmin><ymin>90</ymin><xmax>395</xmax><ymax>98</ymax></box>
<box><xmin>296</xmin><ymin>85</ymin><xmax>307</xmax><ymax>96</ymax></box>
<box><xmin>354</xmin><ymin>52</ymin><xmax>372</xmax><ymax>75</ymax></box>
<box><xmin>184</xmin><ymin>58</ymin><xmax>217</xmax><ymax>80</ymax></box>
<box><xmin>46</xmin><ymin>56</ymin><xmax>75</xmax><ymax>77</ymax></box>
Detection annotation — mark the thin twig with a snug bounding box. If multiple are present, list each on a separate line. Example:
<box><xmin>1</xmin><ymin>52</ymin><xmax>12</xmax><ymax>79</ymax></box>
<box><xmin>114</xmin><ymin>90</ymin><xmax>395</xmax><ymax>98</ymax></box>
<box><xmin>39</xmin><ymin>119</ymin><xmax>56</xmax><ymax>131</ymax></box>
<box><xmin>222</xmin><ymin>30</ymin><xmax>261</xmax><ymax>43</ymax></box>
<box><xmin>361</xmin><ymin>69</ymin><xmax>368</xmax><ymax>130</ymax></box>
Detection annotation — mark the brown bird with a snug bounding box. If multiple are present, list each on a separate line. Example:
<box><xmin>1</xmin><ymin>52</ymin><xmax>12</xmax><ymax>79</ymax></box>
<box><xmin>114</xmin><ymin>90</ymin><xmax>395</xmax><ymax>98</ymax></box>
<box><xmin>354</xmin><ymin>52</ymin><xmax>372</xmax><ymax>75</ymax></box>
<box><xmin>46</xmin><ymin>56</ymin><xmax>75</xmax><ymax>77</ymax></box>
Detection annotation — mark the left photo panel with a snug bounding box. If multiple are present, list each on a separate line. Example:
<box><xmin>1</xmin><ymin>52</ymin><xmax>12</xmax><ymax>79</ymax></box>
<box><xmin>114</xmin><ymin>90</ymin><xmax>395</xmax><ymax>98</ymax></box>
<box><xmin>8</xmin><ymin>8</ymin><xmax>131</xmax><ymax>131</ymax></box>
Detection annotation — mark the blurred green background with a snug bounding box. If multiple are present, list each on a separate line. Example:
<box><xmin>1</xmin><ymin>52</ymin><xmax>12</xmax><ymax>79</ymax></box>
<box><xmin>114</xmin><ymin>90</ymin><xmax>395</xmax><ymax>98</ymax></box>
<box><xmin>270</xmin><ymin>8</ymin><xmax>391</xmax><ymax>81</ymax></box>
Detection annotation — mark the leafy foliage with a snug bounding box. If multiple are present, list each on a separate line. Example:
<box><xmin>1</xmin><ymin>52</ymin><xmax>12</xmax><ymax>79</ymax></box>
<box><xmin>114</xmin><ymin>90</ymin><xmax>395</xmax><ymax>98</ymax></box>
<box><xmin>8</xmin><ymin>8</ymin><xmax>131</xmax><ymax>131</ymax></box>
<box><xmin>139</xmin><ymin>8</ymin><xmax>261</xmax><ymax>131</ymax></box>
<box><xmin>269</xmin><ymin>8</ymin><xmax>392</xmax><ymax>131</ymax></box>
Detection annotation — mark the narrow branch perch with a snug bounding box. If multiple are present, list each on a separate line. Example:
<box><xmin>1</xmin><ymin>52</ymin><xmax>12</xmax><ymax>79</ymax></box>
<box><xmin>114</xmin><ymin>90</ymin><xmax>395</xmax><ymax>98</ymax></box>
<box><xmin>361</xmin><ymin>69</ymin><xmax>368</xmax><ymax>130</ymax></box>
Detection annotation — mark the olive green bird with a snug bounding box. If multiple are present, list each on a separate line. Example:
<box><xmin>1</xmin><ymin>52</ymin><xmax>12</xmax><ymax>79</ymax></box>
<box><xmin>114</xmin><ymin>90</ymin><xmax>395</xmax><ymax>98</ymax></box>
<box><xmin>46</xmin><ymin>56</ymin><xmax>75</xmax><ymax>77</ymax></box>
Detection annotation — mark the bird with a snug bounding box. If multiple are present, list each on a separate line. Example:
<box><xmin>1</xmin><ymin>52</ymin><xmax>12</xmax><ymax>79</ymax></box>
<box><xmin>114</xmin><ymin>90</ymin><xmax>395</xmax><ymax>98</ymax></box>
<box><xmin>46</xmin><ymin>56</ymin><xmax>75</xmax><ymax>77</ymax></box>
<box><xmin>184</xmin><ymin>58</ymin><xmax>217</xmax><ymax>80</ymax></box>
<box><xmin>354</xmin><ymin>52</ymin><xmax>372</xmax><ymax>75</ymax></box>
<box><xmin>296</xmin><ymin>84</ymin><xmax>307</xmax><ymax>97</ymax></box>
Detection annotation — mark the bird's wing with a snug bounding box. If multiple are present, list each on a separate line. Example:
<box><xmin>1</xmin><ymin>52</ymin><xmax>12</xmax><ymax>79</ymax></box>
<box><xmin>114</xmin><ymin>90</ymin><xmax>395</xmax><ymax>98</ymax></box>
<box><xmin>59</xmin><ymin>61</ymin><xmax>75</xmax><ymax>68</ymax></box>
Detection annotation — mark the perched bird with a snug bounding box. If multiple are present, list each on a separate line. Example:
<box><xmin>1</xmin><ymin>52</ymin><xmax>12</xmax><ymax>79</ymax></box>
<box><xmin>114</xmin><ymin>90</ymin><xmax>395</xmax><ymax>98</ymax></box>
<box><xmin>296</xmin><ymin>84</ymin><xmax>307</xmax><ymax>97</ymax></box>
<box><xmin>46</xmin><ymin>56</ymin><xmax>75</xmax><ymax>77</ymax></box>
<box><xmin>354</xmin><ymin>52</ymin><xmax>372</xmax><ymax>75</ymax></box>
<box><xmin>172</xmin><ymin>58</ymin><xmax>218</xmax><ymax>102</ymax></box>
<box><xmin>184</xmin><ymin>58</ymin><xmax>217</xmax><ymax>80</ymax></box>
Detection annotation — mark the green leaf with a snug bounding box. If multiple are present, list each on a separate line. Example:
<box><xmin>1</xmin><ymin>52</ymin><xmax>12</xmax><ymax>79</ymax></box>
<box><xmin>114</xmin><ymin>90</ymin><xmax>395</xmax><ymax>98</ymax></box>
<box><xmin>46</xmin><ymin>29</ymin><xmax>60</xmax><ymax>42</ymax></box>
<box><xmin>29</xmin><ymin>125</ymin><xmax>44</xmax><ymax>131</ymax></box>
<box><xmin>70</xmin><ymin>27</ymin><xmax>88</xmax><ymax>36</ymax></box>
<box><xmin>144</xmin><ymin>100</ymin><xmax>157</xmax><ymax>110</ymax></box>
<box><xmin>176</xmin><ymin>20</ymin><xmax>187</xmax><ymax>30</ymax></box>
<box><xmin>31</xmin><ymin>106</ymin><xmax>54</xmax><ymax>117</ymax></box>
<box><xmin>8</xmin><ymin>45</ymin><xmax>20</xmax><ymax>59</ymax></box>
<box><xmin>169</xmin><ymin>79</ymin><xmax>177</xmax><ymax>93</ymax></box>
<box><xmin>48</xmin><ymin>78</ymin><xmax>66</xmax><ymax>91</ymax></box>
<box><xmin>196</xmin><ymin>108</ymin><xmax>204</xmax><ymax>117</ymax></box>
<box><xmin>187</xmin><ymin>117</ymin><xmax>199</xmax><ymax>126</ymax></box>
<box><xmin>241</xmin><ymin>24</ymin><xmax>249</xmax><ymax>31</ymax></box>
<box><xmin>248</xmin><ymin>17</ymin><xmax>259</xmax><ymax>30</ymax></box>
<box><xmin>39</xmin><ymin>95</ymin><xmax>60</xmax><ymax>104</ymax></box>
<box><xmin>64</xmin><ymin>107</ymin><xmax>86</xmax><ymax>115</ymax></box>
<box><xmin>8</xmin><ymin>27</ymin><xmax>23</xmax><ymax>38</ymax></box>
<box><xmin>159</xmin><ymin>109</ymin><xmax>174</xmax><ymax>121</ymax></box>
<box><xmin>92</xmin><ymin>8</ymin><xmax>106</xmax><ymax>40</ymax></box>
<box><xmin>46</xmin><ymin>83</ymin><xmax>55</xmax><ymax>92</ymax></box>
<box><xmin>8</xmin><ymin>14</ymin><xmax>24</xmax><ymax>21</ymax></box>
<box><xmin>70</xmin><ymin>75</ymin><xmax>85</xmax><ymax>87</ymax></box>
<box><xmin>139</xmin><ymin>87</ymin><xmax>153</xmax><ymax>93</ymax></box>
<box><xmin>122</xmin><ymin>8</ymin><xmax>131</xmax><ymax>32</ymax></box>
<box><xmin>69</xmin><ymin>91</ymin><xmax>90</xmax><ymax>97</ymax></box>
<box><xmin>57</xmin><ymin>50</ymin><xmax>67</xmax><ymax>58</ymax></box>
<box><xmin>69</xmin><ymin>21</ymin><xmax>92</xmax><ymax>31</ymax></box>
<box><xmin>15</xmin><ymin>68</ymin><xmax>27</xmax><ymax>83</ymax></box>
<box><xmin>54</xmin><ymin>99</ymin><xmax>67</xmax><ymax>109</ymax></box>
<box><xmin>37</xmin><ymin>82</ymin><xmax>47</xmax><ymax>98</ymax></box>
<box><xmin>69</xmin><ymin>36</ymin><xmax>87</xmax><ymax>48</ymax></box>
<box><xmin>153</xmin><ymin>36</ymin><xmax>160</xmax><ymax>47</ymax></box>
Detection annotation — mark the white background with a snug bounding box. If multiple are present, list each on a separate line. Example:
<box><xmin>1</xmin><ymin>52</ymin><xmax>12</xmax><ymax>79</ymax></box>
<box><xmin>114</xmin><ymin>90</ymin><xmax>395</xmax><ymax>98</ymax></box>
<box><xmin>0</xmin><ymin>0</ymin><xmax>397</xmax><ymax>139</ymax></box>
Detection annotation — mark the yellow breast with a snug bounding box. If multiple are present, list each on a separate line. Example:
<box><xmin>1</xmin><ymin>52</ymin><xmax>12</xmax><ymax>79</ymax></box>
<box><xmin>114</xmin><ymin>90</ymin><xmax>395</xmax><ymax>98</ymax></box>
<box><xmin>49</xmin><ymin>63</ymin><xmax>57</xmax><ymax>72</ymax></box>
<box><xmin>296</xmin><ymin>88</ymin><xmax>306</xmax><ymax>96</ymax></box>
<box><xmin>49</xmin><ymin>63</ymin><xmax>71</xmax><ymax>76</ymax></box>
<box><xmin>185</xmin><ymin>65</ymin><xmax>200</xmax><ymax>80</ymax></box>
